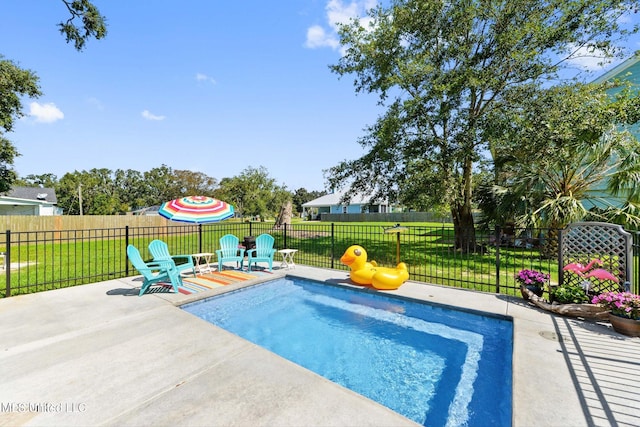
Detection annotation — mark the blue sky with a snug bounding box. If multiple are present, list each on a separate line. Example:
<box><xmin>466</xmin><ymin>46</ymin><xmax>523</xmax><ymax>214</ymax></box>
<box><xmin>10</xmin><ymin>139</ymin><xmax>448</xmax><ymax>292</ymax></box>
<box><xmin>1</xmin><ymin>1</ymin><xmax>638</xmax><ymax>192</ymax></box>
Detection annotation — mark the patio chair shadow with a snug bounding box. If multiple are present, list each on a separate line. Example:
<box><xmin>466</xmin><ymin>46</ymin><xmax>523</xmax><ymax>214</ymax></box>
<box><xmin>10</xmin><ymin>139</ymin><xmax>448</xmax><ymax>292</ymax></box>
<box><xmin>107</xmin><ymin>284</ymin><xmax>178</xmax><ymax>297</ymax></box>
<box><xmin>107</xmin><ymin>276</ymin><xmax>177</xmax><ymax>297</ymax></box>
<box><xmin>106</xmin><ymin>288</ymin><xmax>139</xmax><ymax>297</ymax></box>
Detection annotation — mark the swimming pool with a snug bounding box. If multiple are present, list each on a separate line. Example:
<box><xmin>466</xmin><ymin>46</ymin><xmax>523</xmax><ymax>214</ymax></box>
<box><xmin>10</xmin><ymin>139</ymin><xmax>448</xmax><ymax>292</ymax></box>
<box><xmin>182</xmin><ymin>277</ymin><xmax>512</xmax><ymax>426</ymax></box>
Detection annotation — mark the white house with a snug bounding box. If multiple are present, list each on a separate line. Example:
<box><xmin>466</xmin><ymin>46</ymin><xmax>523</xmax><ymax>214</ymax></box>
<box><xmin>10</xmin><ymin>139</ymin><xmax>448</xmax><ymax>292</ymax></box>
<box><xmin>0</xmin><ymin>187</ymin><xmax>62</xmax><ymax>216</ymax></box>
<box><xmin>130</xmin><ymin>205</ymin><xmax>161</xmax><ymax>216</ymax></box>
<box><xmin>302</xmin><ymin>189</ymin><xmax>397</xmax><ymax>219</ymax></box>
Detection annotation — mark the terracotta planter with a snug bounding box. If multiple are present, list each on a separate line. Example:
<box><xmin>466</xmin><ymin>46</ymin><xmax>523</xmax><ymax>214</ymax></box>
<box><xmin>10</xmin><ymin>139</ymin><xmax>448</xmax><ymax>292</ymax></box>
<box><xmin>609</xmin><ymin>314</ymin><xmax>640</xmax><ymax>337</ymax></box>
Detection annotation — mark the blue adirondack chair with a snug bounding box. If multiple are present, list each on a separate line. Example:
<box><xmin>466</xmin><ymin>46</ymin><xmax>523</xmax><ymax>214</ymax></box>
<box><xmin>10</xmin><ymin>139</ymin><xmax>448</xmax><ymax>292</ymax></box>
<box><xmin>247</xmin><ymin>233</ymin><xmax>276</xmax><ymax>272</ymax></box>
<box><xmin>148</xmin><ymin>239</ymin><xmax>196</xmax><ymax>277</ymax></box>
<box><xmin>216</xmin><ymin>234</ymin><xmax>244</xmax><ymax>271</ymax></box>
<box><xmin>127</xmin><ymin>244</ymin><xmax>182</xmax><ymax>296</ymax></box>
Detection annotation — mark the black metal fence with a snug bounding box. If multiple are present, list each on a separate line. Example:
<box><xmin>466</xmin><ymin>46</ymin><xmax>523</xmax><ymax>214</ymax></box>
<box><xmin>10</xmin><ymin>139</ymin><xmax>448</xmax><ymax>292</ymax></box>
<box><xmin>2</xmin><ymin>222</ymin><xmax>639</xmax><ymax>298</ymax></box>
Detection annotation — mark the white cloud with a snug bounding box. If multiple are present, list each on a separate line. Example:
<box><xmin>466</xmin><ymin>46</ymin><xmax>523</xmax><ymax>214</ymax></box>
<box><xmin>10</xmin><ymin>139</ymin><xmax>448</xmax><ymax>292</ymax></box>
<box><xmin>86</xmin><ymin>97</ymin><xmax>104</xmax><ymax>111</ymax></box>
<box><xmin>28</xmin><ymin>102</ymin><xmax>64</xmax><ymax>123</ymax></box>
<box><xmin>141</xmin><ymin>110</ymin><xmax>166</xmax><ymax>121</ymax></box>
<box><xmin>196</xmin><ymin>73</ymin><xmax>216</xmax><ymax>84</ymax></box>
<box><xmin>326</xmin><ymin>0</ymin><xmax>360</xmax><ymax>29</ymax></box>
<box><xmin>305</xmin><ymin>25</ymin><xmax>339</xmax><ymax>49</ymax></box>
<box><xmin>564</xmin><ymin>9</ymin><xmax>636</xmax><ymax>73</ymax></box>
<box><xmin>305</xmin><ymin>0</ymin><xmax>376</xmax><ymax>50</ymax></box>
<box><xmin>565</xmin><ymin>43</ymin><xmax>614</xmax><ymax>72</ymax></box>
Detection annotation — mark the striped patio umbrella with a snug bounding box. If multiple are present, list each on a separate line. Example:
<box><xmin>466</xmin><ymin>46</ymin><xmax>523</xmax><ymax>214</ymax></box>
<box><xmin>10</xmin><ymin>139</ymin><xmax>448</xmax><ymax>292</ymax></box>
<box><xmin>158</xmin><ymin>196</ymin><xmax>234</xmax><ymax>224</ymax></box>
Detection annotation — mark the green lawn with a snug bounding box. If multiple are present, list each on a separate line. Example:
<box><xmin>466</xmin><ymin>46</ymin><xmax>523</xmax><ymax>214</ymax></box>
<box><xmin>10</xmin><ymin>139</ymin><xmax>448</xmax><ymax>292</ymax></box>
<box><xmin>1</xmin><ymin>221</ymin><xmax>556</xmax><ymax>298</ymax></box>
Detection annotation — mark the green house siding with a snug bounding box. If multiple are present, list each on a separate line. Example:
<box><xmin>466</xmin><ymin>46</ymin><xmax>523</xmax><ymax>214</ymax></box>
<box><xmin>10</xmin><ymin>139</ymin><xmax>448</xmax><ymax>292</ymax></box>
<box><xmin>593</xmin><ymin>55</ymin><xmax>640</xmax><ymax>140</ymax></box>
<box><xmin>593</xmin><ymin>55</ymin><xmax>640</xmax><ymax>86</ymax></box>
<box><xmin>587</xmin><ymin>55</ymin><xmax>640</xmax><ymax>209</ymax></box>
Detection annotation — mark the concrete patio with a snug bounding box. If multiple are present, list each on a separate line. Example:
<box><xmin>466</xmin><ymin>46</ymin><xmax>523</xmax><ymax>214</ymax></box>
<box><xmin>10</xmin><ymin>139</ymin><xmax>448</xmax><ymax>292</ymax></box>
<box><xmin>0</xmin><ymin>265</ymin><xmax>639</xmax><ymax>426</ymax></box>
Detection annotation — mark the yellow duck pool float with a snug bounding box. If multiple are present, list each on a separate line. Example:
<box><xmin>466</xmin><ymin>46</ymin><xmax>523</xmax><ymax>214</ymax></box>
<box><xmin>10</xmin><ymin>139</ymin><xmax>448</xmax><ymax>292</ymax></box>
<box><xmin>340</xmin><ymin>245</ymin><xmax>409</xmax><ymax>290</ymax></box>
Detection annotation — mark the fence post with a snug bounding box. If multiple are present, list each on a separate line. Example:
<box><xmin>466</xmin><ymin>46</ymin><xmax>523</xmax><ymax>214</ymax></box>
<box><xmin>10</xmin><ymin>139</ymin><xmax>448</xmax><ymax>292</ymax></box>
<box><xmin>631</xmin><ymin>231</ymin><xmax>640</xmax><ymax>294</ymax></box>
<box><xmin>495</xmin><ymin>226</ymin><xmax>501</xmax><ymax>293</ymax></box>
<box><xmin>557</xmin><ymin>227</ymin><xmax>563</xmax><ymax>287</ymax></box>
<box><xmin>125</xmin><ymin>226</ymin><xmax>129</xmax><ymax>277</ymax></box>
<box><xmin>331</xmin><ymin>223</ymin><xmax>335</xmax><ymax>269</ymax></box>
<box><xmin>5</xmin><ymin>230</ymin><xmax>10</xmax><ymax>297</ymax></box>
<box><xmin>283</xmin><ymin>223</ymin><xmax>288</xmax><ymax>248</ymax></box>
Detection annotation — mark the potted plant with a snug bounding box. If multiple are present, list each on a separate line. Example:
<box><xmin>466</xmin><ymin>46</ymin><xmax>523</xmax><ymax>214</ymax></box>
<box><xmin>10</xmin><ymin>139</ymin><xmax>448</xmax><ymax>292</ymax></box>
<box><xmin>592</xmin><ymin>291</ymin><xmax>640</xmax><ymax>337</ymax></box>
<box><xmin>550</xmin><ymin>283</ymin><xmax>590</xmax><ymax>304</ymax></box>
<box><xmin>516</xmin><ymin>269</ymin><xmax>549</xmax><ymax>299</ymax></box>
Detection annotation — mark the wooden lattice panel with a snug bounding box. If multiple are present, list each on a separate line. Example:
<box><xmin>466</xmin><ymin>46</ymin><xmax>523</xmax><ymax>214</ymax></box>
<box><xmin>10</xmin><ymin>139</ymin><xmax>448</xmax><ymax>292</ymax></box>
<box><xmin>559</xmin><ymin>222</ymin><xmax>631</xmax><ymax>294</ymax></box>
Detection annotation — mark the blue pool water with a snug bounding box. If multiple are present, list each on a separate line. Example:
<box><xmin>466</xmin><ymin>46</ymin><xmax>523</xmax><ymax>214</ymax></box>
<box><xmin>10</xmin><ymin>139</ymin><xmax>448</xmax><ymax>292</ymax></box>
<box><xmin>182</xmin><ymin>278</ymin><xmax>512</xmax><ymax>427</ymax></box>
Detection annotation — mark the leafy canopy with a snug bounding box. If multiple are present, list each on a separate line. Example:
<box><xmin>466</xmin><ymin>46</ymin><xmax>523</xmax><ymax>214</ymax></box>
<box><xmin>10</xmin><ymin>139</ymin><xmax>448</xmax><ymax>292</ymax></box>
<box><xmin>0</xmin><ymin>58</ymin><xmax>41</xmax><ymax>192</ymax></box>
<box><xmin>58</xmin><ymin>0</ymin><xmax>108</xmax><ymax>51</ymax></box>
<box><xmin>326</xmin><ymin>0</ymin><xmax>639</xmax><ymax>246</ymax></box>
<box><xmin>480</xmin><ymin>81</ymin><xmax>640</xmax><ymax>229</ymax></box>
<box><xmin>216</xmin><ymin>166</ymin><xmax>290</xmax><ymax>220</ymax></box>
<box><xmin>0</xmin><ymin>1</ymin><xmax>107</xmax><ymax>193</ymax></box>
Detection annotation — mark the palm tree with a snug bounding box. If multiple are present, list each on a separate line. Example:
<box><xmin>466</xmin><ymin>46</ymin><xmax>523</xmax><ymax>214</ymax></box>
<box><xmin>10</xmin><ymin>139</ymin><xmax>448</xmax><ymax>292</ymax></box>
<box><xmin>482</xmin><ymin>82</ymin><xmax>640</xmax><ymax>257</ymax></box>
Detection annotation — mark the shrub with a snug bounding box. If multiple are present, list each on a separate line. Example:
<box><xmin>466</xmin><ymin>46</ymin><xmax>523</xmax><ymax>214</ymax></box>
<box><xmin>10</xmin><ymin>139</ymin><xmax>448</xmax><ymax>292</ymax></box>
<box><xmin>551</xmin><ymin>284</ymin><xmax>589</xmax><ymax>304</ymax></box>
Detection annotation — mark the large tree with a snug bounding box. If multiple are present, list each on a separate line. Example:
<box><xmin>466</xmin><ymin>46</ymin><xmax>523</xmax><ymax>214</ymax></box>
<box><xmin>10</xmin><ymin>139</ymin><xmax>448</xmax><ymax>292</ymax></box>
<box><xmin>0</xmin><ymin>58</ymin><xmax>41</xmax><ymax>193</ymax></box>
<box><xmin>15</xmin><ymin>173</ymin><xmax>59</xmax><ymax>188</ymax></box>
<box><xmin>0</xmin><ymin>1</ymin><xmax>106</xmax><ymax>193</ymax></box>
<box><xmin>57</xmin><ymin>168</ymin><xmax>123</xmax><ymax>215</ymax></box>
<box><xmin>215</xmin><ymin>166</ymin><xmax>290</xmax><ymax>220</ymax></box>
<box><xmin>113</xmin><ymin>168</ymin><xmax>146</xmax><ymax>211</ymax></box>
<box><xmin>56</xmin><ymin>165</ymin><xmax>220</xmax><ymax>214</ymax></box>
<box><xmin>478</xmin><ymin>81</ymin><xmax>640</xmax><ymax>255</ymax></box>
<box><xmin>138</xmin><ymin>165</ymin><xmax>218</xmax><ymax>207</ymax></box>
<box><xmin>172</xmin><ymin>170</ymin><xmax>218</xmax><ymax>198</ymax></box>
<box><xmin>327</xmin><ymin>0</ymin><xmax>639</xmax><ymax>251</ymax></box>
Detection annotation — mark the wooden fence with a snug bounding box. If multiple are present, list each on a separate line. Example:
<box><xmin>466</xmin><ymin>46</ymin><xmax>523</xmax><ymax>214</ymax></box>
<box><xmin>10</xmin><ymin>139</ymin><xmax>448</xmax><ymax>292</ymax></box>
<box><xmin>321</xmin><ymin>212</ymin><xmax>453</xmax><ymax>223</ymax></box>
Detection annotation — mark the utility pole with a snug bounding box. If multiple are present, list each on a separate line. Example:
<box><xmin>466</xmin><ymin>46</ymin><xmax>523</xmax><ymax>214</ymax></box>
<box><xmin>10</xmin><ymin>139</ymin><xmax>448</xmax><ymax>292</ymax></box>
<box><xmin>78</xmin><ymin>183</ymin><xmax>83</xmax><ymax>216</ymax></box>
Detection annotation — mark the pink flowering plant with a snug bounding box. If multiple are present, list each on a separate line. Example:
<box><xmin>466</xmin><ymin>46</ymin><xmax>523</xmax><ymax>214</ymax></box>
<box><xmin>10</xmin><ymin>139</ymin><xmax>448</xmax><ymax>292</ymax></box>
<box><xmin>591</xmin><ymin>291</ymin><xmax>640</xmax><ymax>320</ymax></box>
<box><xmin>515</xmin><ymin>269</ymin><xmax>549</xmax><ymax>287</ymax></box>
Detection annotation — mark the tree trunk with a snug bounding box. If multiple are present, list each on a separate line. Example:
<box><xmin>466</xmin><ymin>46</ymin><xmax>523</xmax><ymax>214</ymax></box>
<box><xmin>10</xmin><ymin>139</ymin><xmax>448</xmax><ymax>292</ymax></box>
<box><xmin>273</xmin><ymin>201</ymin><xmax>292</xmax><ymax>230</ymax></box>
<box><xmin>451</xmin><ymin>152</ymin><xmax>477</xmax><ymax>253</ymax></box>
<box><xmin>452</xmin><ymin>203</ymin><xmax>477</xmax><ymax>253</ymax></box>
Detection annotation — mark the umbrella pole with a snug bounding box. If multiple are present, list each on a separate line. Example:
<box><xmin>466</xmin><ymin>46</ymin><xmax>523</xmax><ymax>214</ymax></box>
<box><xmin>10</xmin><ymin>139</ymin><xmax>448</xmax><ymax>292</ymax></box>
<box><xmin>198</xmin><ymin>224</ymin><xmax>203</xmax><ymax>254</ymax></box>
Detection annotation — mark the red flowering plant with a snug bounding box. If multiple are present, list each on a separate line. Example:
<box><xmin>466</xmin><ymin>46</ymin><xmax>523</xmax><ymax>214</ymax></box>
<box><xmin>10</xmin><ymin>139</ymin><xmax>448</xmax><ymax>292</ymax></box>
<box><xmin>591</xmin><ymin>291</ymin><xmax>640</xmax><ymax>320</ymax></box>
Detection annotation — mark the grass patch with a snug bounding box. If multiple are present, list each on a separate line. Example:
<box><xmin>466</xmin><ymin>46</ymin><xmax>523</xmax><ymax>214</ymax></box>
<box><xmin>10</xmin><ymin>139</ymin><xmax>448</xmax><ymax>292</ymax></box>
<box><xmin>1</xmin><ymin>221</ymin><xmax>555</xmax><ymax>298</ymax></box>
